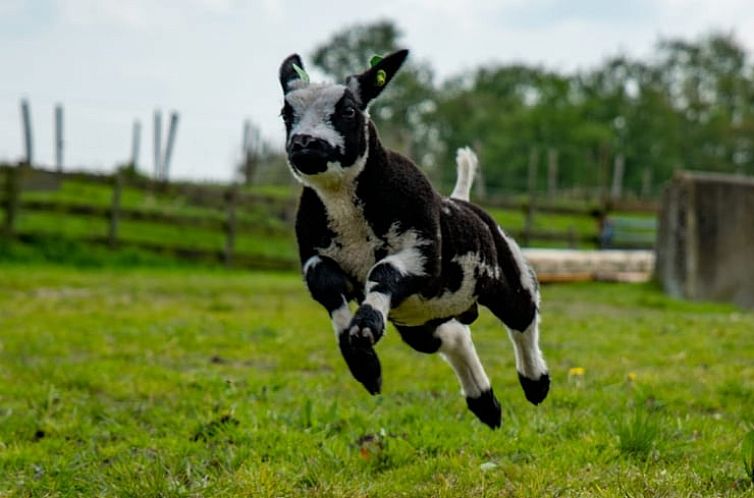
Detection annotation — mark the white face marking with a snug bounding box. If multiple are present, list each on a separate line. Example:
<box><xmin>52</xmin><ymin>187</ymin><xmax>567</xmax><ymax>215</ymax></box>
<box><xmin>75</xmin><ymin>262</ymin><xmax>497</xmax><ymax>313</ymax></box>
<box><xmin>434</xmin><ymin>320</ymin><xmax>491</xmax><ymax>398</ymax></box>
<box><xmin>507</xmin><ymin>313</ymin><xmax>548</xmax><ymax>380</ymax></box>
<box><xmin>286</xmin><ymin>84</ymin><xmax>347</xmax><ymax>152</ymax></box>
<box><xmin>287</xmin><ymin>117</ymin><xmax>369</xmax><ymax>190</ymax></box>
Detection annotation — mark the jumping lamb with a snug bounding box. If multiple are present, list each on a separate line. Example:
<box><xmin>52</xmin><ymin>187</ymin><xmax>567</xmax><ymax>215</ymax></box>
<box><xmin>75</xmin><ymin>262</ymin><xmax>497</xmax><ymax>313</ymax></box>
<box><xmin>278</xmin><ymin>49</ymin><xmax>550</xmax><ymax>428</ymax></box>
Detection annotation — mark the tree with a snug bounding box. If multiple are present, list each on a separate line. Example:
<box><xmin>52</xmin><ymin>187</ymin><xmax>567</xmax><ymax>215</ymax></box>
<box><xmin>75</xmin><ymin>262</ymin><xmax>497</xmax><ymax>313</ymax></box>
<box><xmin>656</xmin><ymin>33</ymin><xmax>754</xmax><ymax>174</ymax></box>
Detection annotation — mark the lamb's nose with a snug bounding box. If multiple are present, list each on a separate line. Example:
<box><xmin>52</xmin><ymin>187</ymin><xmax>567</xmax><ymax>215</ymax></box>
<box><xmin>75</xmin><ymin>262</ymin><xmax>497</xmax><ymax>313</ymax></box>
<box><xmin>290</xmin><ymin>134</ymin><xmax>324</xmax><ymax>153</ymax></box>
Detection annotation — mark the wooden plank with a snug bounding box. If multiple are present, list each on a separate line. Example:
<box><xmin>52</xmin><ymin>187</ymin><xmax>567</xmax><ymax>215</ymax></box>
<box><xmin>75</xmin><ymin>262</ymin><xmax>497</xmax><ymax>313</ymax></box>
<box><xmin>13</xmin><ymin>231</ymin><xmax>297</xmax><ymax>271</ymax></box>
<box><xmin>537</xmin><ymin>272</ymin><xmax>594</xmax><ymax>283</ymax></box>
<box><xmin>17</xmin><ymin>198</ymin><xmax>290</xmax><ymax>236</ymax></box>
<box><xmin>19</xmin><ymin>199</ymin><xmax>224</xmax><ymax>230</ymax></box>
<box><xmin>482</xmin><ymin>196</ymin><xmax>659</xmax><ymax>216</ymax></box>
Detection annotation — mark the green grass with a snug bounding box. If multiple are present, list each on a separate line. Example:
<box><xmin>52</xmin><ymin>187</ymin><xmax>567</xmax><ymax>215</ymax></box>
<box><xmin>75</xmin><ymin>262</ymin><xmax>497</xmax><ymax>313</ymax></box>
<box><xmin>1</xmin><ymin>265</ymin><xmax>753</xmax><ymax>496</ymax></box>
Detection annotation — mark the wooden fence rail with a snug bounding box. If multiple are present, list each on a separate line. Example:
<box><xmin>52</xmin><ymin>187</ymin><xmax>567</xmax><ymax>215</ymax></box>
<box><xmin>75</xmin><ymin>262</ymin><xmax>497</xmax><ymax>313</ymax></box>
<box><xmin>0</xmin><ymin>164</ymin><xmax>659</xmax><ymax>269</ymax></box>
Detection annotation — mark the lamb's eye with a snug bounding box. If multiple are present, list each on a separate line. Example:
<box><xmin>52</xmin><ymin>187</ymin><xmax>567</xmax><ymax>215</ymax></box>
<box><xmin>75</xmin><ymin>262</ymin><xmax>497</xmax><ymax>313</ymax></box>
<box><xmin>281</xmin><ymin>106</ymin><xmax>294</xmax><ymax>125</ymax></box>
<box><xmin>342</xmin><ymin>107</ymin><xmax>356</xmax><ymax>118</ymax></box>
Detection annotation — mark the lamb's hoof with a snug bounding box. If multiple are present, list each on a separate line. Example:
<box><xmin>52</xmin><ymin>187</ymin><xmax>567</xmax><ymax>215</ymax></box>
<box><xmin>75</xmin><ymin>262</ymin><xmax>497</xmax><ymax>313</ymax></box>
<box><xmin>348</xmin><ymin>304</ymin><xmax>384</xmax><ymax>348</ymax></box>
<box><xmin>518</xmin><ymin>372</ymin><xmax>550</xmax><ymax>405</ymax></box>
<box><xmin>466</xmin><ymin>388</ymin><xmax>501</xmax><ymax>429</ymax></box>
<box><xmin>339</xmin><ymin>334</ymin><xmax>382</xmax><ymax>395</ymax></box>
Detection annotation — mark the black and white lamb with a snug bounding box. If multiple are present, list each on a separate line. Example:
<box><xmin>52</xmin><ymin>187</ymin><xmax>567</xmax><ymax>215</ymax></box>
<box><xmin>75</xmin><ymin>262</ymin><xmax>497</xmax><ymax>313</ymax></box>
<box><xmin>278</xmin><ymin>49</ymin><xmax>549</xmax><ymax>428</ymax></box>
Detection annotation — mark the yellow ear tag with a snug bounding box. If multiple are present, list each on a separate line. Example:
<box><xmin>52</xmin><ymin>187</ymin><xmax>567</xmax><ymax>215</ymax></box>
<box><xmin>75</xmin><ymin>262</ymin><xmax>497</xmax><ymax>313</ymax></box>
<box><xmin>375</xmin><ymin>69</ymin><xmax>387</xmax><ymax>87</ymax></box>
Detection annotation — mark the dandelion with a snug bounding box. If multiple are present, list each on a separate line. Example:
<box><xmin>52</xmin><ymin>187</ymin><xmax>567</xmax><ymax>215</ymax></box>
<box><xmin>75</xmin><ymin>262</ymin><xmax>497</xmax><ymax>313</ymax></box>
<box><xmin>627</xmin><ymin>372</ymin><xmax>637</xmax><ymax>382</ymax></box>
<box><xmin>568</xmin><ymin>367</ymin><xmax>585</xmax><ymax>387</ymax></box>
<box><xmin>568</xmin><ymin>367</ymin><xmax>585</xmax><ymax>377</ymax></box>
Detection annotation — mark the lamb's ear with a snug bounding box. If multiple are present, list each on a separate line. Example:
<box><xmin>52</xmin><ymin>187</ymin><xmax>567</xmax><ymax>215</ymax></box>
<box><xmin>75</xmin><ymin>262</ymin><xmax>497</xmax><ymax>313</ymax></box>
<box><xmin>279</xmin><ymin>54</ymin><xmax>308</xmax><ymax>94</ymax></box>
<box><xmin>346</xmin><ymin>49</ymin><xmax>409</xmax><ymax>109</ymax></box>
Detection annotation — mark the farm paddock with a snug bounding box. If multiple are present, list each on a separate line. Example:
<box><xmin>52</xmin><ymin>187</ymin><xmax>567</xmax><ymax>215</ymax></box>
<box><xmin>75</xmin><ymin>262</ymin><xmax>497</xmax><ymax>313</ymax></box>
<box><xmin>0</xmin><ymin>265</ymin><xmax>752</xmax><ymax>496</ymax></box>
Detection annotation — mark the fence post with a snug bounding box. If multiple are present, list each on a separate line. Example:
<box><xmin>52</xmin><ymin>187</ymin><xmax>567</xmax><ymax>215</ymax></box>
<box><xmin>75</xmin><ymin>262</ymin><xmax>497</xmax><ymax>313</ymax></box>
<box><xmin>3</xmin><ymin>167</ymin><xmax>21</xmax><ymax>238</ymax></box>
<box><xmin>610</xmin><ymin>153</ymin><xmax>625</xmax><ymax>200</ymax></box>
<box><xmin>153</xmin><ymin>110</ymin><xmax>162</xmax><ymax>180</ymax></box>
<box><xmin>568</xmin><ymin>225</ymin><xmax>576</xmax><ymax>249</ymax></box>
<box><xmin>55</xmin><ymin>104</ymin><xmax>64</xmax><ymax>172</ymax></box>
<box><xmin>131</xmin><ymin>120</ymin><xmax>141</xmax><ymax>169</ymax></box>
<box><xmin>108</xmin><ymin>173</ymin><xmax>122</xmax><ymax>247</ymax></box>
<box><xmin>523</xmin><ymin>148</ymin><xmax>539</xmax><ymax>246</ymax></box>
<box><xmin>162</xmin><ymin>112</ymin><xmax>179</xmax><ymax>182</ymax></box>
<box><xmin>224</xmin><ymin>187</ymin><xmax>238</xmax><ymax>266</ymax></box>
<box><xmin>641</xmin><ymin>167</ymin><xmax>653</xmax><ymax>199</ymax></box>
<box><xmin>547</xmin><ymin>148</ymin><xmax>558</xmax><ymax>196</ymax></box>
<box><xmin>20</xmin><ymin>99</ymin><xmax>33</xmax><ymax>166</ymax></box>
<box><xmin>472</xmin><ymin>140</ymin><xmax>486</xmax><ymax>201</ymax></box>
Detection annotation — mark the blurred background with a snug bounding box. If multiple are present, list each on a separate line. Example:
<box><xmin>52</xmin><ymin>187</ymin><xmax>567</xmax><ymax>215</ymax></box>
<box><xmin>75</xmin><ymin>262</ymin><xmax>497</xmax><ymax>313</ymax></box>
<box><xmin>2</xmin><ymin>0</ymin><xmax>754</xmax><ymax>275</ymax></box>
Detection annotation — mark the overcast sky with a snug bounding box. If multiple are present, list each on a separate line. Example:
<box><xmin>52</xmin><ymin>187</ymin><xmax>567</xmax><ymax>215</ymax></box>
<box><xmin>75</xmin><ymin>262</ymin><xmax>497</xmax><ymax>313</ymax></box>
<box><xmin>3</xmin><ymin>0</ymin><xmax>754</xmax><ymax>181</ymax></box>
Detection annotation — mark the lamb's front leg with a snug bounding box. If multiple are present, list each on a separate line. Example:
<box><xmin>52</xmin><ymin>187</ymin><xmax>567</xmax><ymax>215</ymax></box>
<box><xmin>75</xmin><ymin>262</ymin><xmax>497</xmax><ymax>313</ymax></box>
<box><xmin>304</xmin><ymin>255</ymin><xmax>382</xmax><ymax>395</ymax></box>
<box><xmin>349</xmin><ymin>248</ymin><xmax>429</xmax><ymax>348</ymax></box>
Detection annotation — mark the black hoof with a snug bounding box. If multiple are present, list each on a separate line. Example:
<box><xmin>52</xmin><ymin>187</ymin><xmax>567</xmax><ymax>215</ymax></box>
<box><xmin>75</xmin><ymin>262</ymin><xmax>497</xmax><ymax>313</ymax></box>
<box><xmin>466</xmin><ymin>388</ymin><xmax>501</xmax><ymax>429</ymax></box>
<box><xmin>348</xmin><ymin>305</ymin><xmax>384</xmax><ymax>348</ymax></box>
<box><xmin>518</xmin><ymin>372</ymin><xmax>550</xmax><ymax>405</ymax></box>
<box><xmin>339</xmin><ymin>334</ymin><xmax>382</xmax><ymax>395</ymax></box>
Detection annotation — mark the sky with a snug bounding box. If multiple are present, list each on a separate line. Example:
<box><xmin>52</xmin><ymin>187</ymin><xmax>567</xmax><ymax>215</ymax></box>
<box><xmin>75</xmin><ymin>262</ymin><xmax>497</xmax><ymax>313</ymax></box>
<box><xmin>3</xmin><ymin>0</ymin><xmax>754</xmax><ymax>181</ymax></box>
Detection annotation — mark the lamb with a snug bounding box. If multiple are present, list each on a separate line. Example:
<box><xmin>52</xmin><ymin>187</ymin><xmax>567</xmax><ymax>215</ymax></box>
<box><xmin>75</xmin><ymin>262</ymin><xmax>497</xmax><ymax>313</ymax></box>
<box><xmin>278</xmin><ymin>49</ymin><xmax>549</xmax><ymax>428</ymax></box>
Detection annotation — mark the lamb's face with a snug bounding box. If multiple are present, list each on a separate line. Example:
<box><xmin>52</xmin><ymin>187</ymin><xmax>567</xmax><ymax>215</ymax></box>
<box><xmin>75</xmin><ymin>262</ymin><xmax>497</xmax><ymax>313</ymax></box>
<box><xmin>281</xmin><ymin>83</ymin><xmax>368</xmax><ymax>177</ymax></box>
<box><xmin>278</xmin><ymin>50</ymin><xmax>408</xmax><ymax>183</ymax></box>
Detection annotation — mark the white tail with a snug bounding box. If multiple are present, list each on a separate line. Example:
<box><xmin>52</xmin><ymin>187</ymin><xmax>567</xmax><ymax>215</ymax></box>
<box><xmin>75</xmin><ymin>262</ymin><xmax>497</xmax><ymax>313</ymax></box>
<box><xmin>450</xmin><ymin>147</ymin><xmax>478</xmax><ymax>202</ymax></box>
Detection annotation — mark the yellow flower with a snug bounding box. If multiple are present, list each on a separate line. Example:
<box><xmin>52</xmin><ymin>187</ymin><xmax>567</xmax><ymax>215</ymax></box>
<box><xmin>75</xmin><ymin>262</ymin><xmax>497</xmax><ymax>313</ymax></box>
<box><xmin>568</xmin><ymin>367</ymin><xmax>585</xmax><ymax>377</ymax></box>
<box><xmin>627</xmin><ymin>372</ymin><xmax>637</xmax><ymax>382</ymax></box>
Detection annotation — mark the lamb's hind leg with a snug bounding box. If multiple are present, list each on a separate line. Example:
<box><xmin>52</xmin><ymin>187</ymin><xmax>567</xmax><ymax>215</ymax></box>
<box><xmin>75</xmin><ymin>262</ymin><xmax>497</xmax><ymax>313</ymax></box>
<box><xmin>396</xmin><ymin>320</ymin><xmax>501</xmax><ymax>429</ymax></box>
<box><xmin>481</xmin><ymin>228</ymin><xmax>550</xmax><ymax>405</ymax></box>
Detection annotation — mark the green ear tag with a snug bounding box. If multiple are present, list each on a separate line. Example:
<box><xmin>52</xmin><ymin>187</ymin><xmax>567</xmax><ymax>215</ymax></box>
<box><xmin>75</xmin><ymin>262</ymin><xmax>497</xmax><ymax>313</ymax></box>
<box><xmin>375</xmin><ymin>69</ymin><xmax>387</xmax><ymax>87</ymax></box>
<box><xmin>369</xmin><ymin>55</ymin><xmax>384</xmax><ymax>67</ymax></box>
<box><xmin>291</xmin><ymin>63</ymin><xmax>310</xmax><ymax>84</ymax></box>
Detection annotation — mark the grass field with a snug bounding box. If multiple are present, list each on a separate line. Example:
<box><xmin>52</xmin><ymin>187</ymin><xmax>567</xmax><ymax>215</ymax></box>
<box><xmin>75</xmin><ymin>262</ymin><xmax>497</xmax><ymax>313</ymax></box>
<box><xmin>1</xmin><ymin>265</ymin><xmax>753</xmax><ymax>496</ymax></box>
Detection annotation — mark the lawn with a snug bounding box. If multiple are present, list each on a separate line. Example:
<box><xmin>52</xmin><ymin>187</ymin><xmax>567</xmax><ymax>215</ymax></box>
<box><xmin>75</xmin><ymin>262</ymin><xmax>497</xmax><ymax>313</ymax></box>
<box><xmin>0</xmin><ymin>265</ymin><xmax>753</xmax><ymax>496</ymax></box>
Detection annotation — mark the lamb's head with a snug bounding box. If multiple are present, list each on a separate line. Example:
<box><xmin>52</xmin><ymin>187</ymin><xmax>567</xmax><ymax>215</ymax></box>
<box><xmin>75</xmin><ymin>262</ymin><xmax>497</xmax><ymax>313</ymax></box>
<box><xmin>279</xmin><ymin>49</ymin><xmax>408</xmax><ymax>182</ymax></box>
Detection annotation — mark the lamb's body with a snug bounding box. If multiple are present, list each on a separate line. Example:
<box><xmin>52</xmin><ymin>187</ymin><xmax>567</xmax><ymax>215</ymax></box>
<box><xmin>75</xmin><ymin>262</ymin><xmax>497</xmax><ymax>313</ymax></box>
<box><xmin>299</xmin><ymin>141</ymin><xmax>520</xmax><ymax>325</ymax></box>
<box><xmin>280</xmin><ymin>49</ymin><xmax>549</xmax><ymax>428</ymax></box>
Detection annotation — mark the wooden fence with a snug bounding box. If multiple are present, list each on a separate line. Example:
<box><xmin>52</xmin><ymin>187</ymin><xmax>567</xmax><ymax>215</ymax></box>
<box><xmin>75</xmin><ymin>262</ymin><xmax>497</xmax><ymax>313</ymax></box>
<box><xmin>0</xmin><ymin>164</ymin><xmax>658</xmax><ymax>270</ymax></box>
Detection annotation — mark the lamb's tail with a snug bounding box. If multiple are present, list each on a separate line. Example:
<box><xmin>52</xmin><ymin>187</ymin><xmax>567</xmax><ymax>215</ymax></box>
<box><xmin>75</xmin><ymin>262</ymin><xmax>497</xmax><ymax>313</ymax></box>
<box><xmin>450</xmin><ymin>146</ymin><xmax>478</xmax><ymax>202</ymax></box>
